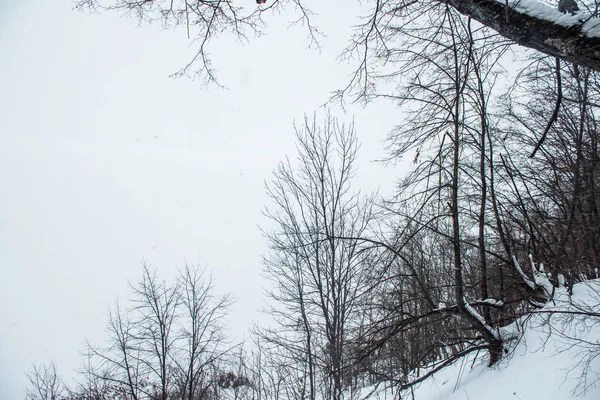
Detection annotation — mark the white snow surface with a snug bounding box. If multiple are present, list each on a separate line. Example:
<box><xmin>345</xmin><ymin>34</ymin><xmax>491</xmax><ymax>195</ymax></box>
<box><xmin>365</xmin><ymin>280</ymin><xmax>600</xmax><ymax>400</ymax></box>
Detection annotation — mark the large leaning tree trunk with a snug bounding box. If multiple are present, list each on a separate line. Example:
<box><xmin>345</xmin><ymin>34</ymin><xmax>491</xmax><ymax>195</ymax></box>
<box><xmin>442</xmin><ymin>0</ymin><xmax>600</xmax><ymax>71</ymax></box>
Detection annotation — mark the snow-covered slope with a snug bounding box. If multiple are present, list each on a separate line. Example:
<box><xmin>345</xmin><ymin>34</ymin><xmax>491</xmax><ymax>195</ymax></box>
<box><xmin>371</xmin><ymin>280</ymin><xmax>600</xmax><ymax>400</ymax></box>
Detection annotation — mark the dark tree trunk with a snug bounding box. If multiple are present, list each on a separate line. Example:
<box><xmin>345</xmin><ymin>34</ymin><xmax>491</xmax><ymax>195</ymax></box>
<box><xmin>442</xmin><ymin>0</ymin><xmax>600</xmax><ymax>71</ymax></box>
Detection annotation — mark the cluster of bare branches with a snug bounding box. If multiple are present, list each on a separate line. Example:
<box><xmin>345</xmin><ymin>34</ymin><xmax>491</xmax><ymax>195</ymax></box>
<box><xmin>73</xmin><ymin>0</ymin><xmax>600</xmax><ymax>86</ymax></box>
<box><xmin>74</xmin><ymin>0</ymin><xmax>264</xmax><ymax>84</ymax></box>
<box><xmin>502</xmin><ymin>57</ymin><xmax>600</xmax><ymax>286</ymax></box>
<box><xmin>25</xmin><ymin>85</ymin><xmax>600</xmax><ymax>397</ymax></box>
<box><xmin>73</xmin><ymin>0</ymin><xmax>322</xmax><ymax>84</ymax></box>
<box><xmin>26</xmin><ymin>264</ymin><xmax>236</xmax><ymax>400</ymax></box>
<box><xmin>259</xmin><ymin>113</ymin><xmax>378</xmax><ymax>400</ymax></box>
<box><xmin>26</xmin><ymin>362</ymin><xmax>66</xmax><ymax>400</ymax></box>
<box><xmin>27</xmin><ymin>1</ymin><xmax>600</xmax><ymax>399</ymax></box>
<box><xmin>255</xmin><ymin>3</ymin><xmax>600</xmax><ymax>396</ymax></box>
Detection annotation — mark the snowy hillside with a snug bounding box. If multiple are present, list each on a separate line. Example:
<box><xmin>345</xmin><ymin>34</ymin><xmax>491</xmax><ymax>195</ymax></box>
<box><xmin>367</xmin><ymin>280</ymin><xmax>600</xmax><ymax>400</ymax></box>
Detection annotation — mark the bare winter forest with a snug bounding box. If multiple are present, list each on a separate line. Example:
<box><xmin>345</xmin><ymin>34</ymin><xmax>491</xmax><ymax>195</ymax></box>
<box><xmin>10</xmin><ymin>0</ymin><xmax>600</xmax><ymax>399</ymax></box>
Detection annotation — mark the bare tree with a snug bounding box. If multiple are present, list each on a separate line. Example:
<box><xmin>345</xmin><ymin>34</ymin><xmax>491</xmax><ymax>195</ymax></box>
<box><xmin>80</xmin><ymin>263</ymin><xmax>232</xmax><ymax>400</ymax></box>
<box><xmin>26</xmin><ymin>361</ymin><xmax>65</xmax><ymax>400</ymax></box>
<box><xmin>240</xmin><ymin>337</ymin><xmax>288</xmax><ymax>400</ymax></box>
<box><xmin>260</xmin><ymin>113</ymin><xmax>376</xmax><ymax>400</ymax></box>
<box><xmin>174</xmin><ymin>265</ymin><xmax>234</xmax><ymax>400</ymax></box>
<box><xmin>69</xmin><ymin>350</ymin><xmax>118</xmax><ymax>400</ymax></box>
<box><xmin>131</xmin><ymin>264</ymin><xmax>181</xmax><ymax>400</ymax></box>
<box><xmin>85</xmin><ymin>299</ymin><xmax>143</xmax><ymax>399</ymax></box>
<box><xmin>339</xmin><ymin>8</ymin><xmax>558</xmax><ymax>390</ymax></box>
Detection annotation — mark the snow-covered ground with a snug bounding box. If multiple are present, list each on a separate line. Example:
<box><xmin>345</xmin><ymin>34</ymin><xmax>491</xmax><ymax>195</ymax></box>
<box><xmin>366</xmin><ymin>280</ymin><xmax>600</xmax><ymax>400</ymax></box>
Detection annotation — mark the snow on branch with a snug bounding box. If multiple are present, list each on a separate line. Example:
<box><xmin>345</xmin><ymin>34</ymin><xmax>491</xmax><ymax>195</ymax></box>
<box><xmin>529</xmin><ymin>254</ymin><xmax>555</xmax><ymax>298</ymax></box>
<box><xmin>472</xmin><ymin>298</ymin><xmax>505</xmax><ymax>308</ymax></box>
<box><xmin>464</xmin><ymin>298</ymin><xmax>501</xmax><ymax>341</ymax></box>
<box><xmin>442</xmin><ymin>0</ymin><xmax>600</xmax><ymax>71</ymax></box>
<box><xmin>503</xmin><ymin>0</ymin><xmax>599</xmax><ymax>34</ymax></box>
<box><xmin>512</xmin><ymin>256</ymin><xmax>536</xmax><ymax>290</ymax></box>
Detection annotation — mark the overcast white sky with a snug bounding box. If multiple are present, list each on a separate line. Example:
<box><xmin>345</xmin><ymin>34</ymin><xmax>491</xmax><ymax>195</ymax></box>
<box><xmin>0</xmin><ymin>1</ymin><xmax>400</xmax><ymax>398</ymax></box>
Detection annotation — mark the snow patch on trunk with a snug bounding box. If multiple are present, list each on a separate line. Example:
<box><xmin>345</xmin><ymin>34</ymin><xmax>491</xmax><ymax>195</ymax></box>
<box><xmin>464</xmin><ymin>299</ymin><xmax>501</xmax><ymax>341</ymax></box>
<box><xmin>494</xmin><ymin>0</ymin><xmax>600</xmax><ymax>38</ymax></box>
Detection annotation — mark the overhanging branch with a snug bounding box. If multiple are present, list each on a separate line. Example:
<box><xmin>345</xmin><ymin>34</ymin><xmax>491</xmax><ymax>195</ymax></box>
<box><xmin>442</xmin><ymin>0</ymin><xmax>600</xmax><ymax>70</ymax></box>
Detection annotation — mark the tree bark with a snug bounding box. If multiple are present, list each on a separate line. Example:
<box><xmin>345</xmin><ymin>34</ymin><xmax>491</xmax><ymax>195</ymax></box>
<box><xmin>442</xmin><ymin>0</ymin><xmax>600</xmax><ymax>71</ymax></box>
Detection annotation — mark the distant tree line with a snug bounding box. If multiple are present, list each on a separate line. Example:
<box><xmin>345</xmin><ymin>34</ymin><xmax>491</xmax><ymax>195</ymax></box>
<box><xmin>27</xmin><ymin>265</ymin><xmax>235</xmax><ymax>400</ymax></box>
